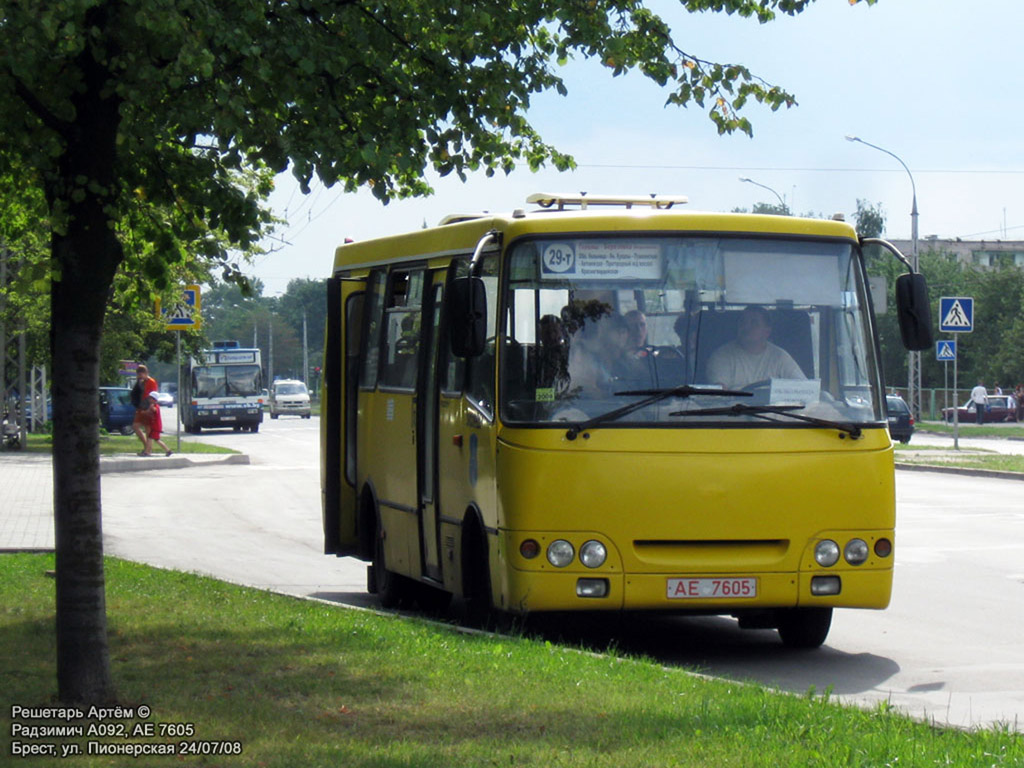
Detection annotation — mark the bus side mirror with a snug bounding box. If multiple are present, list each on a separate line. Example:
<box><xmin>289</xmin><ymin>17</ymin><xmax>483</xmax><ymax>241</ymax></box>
<box><xmin>895</xmin><ymin>272</ymin><xmax>933</xmax><ymax>351</ymax></box>
<box><xmin>449</xmin><ymin>276</ymin><xmax>487</xmax><ymax>358</ymax></box>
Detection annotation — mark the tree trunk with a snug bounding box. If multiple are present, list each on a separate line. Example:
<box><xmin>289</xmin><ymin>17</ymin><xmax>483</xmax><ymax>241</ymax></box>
<box><xmin>50</xmin><ymin>7</ymin><xmax>124</xmax><ymax>704</ymax></box>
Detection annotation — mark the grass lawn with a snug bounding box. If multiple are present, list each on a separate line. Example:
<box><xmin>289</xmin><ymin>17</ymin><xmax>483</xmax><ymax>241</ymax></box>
<box><xmin>895</xmin><ymin>450</ymin><xmax>1024</xmax><ymax>474</ymax></box>
<box><xmin>918</xmin><ymin>421</ymin><xmax>1024</xmax><ymax>439</ymax></box>
<box><xmin>2</xmin><ymin>554</ymin><xmax>1021</xmax><ymax>767</ymax></box>
<box><xmin>21</xmin><ymin>433</ymin><xmax>237</xmax><ymax>456</ymax></box>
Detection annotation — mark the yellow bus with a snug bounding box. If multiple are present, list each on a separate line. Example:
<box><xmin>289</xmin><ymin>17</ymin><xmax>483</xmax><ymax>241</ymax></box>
<box><xmin>321</xmin><ymin>193</ymin><xmax>931</xmax><ymax>648</ymax></box>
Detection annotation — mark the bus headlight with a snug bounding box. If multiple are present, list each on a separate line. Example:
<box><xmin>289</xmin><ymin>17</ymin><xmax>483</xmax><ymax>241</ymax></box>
<box><xmin>814</xmin><ymin>539</ymin><xmax>840</xmax><ymax>567</ymax></box>
<box><xmin>579</xmin><ymin>540</ymin><xmax>607</xmax><ymax>569</ymax></box>
<box><xmin>547</xmin><ymin>540</ymin><xmax>575</xmax><ymax>568</ymax></box>
<box><xmin>844</xmin><ymin>538</ymin><xmax>870</xmax><ymax>565</ymax></box>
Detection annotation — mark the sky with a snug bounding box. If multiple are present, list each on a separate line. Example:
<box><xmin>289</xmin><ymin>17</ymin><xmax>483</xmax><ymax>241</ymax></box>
<box><xmin>251</xmin><ymin>0</ymin><xmax>1024</xmax><ymax>296</ymax></box>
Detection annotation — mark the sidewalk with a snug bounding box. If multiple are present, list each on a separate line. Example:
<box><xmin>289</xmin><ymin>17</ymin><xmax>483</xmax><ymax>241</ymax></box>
<box><xmin>0</xmin><ymin>452</ymin><xmax>249</xmax><ymax>552</ymax></box>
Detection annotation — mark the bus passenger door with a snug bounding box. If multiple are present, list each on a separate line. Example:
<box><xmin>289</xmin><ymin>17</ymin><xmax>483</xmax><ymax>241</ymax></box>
<box><xmin>415</xmin><ymin>274</ymin><xmax>448</xmax><ymax>582</ymax></box>
<box><xmin>323</xmin><ymin>275</ymin><xmax>364</xmax><ymax>556</ymax></box>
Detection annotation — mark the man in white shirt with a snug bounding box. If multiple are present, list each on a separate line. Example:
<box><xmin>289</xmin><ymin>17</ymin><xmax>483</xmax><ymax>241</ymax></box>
<box><xmin>706</xmin><ymin>305</ymin><xmax>805</xmax><ymax>390</ymax></box>
<box><xmin>970</xmin><ymin>380</ymin><xmax>988</xmax><ymax>425</ymax></box>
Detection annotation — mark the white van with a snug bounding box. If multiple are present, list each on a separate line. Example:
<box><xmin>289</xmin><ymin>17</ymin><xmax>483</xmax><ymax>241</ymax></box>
<box><xmin>269</xmin><ymin>379</ymin><xmax>311</xmax><ymax>419</ymax></box>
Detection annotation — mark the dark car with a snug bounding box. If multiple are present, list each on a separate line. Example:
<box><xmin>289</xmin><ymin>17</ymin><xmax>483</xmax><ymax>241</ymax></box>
<box><xmin>99</xmin><ymin>386</ymin><xmax>136</xmax><ymax>435</ymax></box>
<box><xmin>941</xmin><ymin>394</ymin><xmax>1016</xmax><ymax>424</ymax></box>
<box><xmin>885</xmin><ymin>395</ymin><xmax>914</xmax><ymax>443</ymax></box>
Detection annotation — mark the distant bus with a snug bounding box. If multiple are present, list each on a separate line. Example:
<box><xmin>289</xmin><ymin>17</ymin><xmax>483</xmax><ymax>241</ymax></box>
<box><xmin>320</xmin><ymin>193</ymin><xmax>931</xmax><ymax>648</ymax></box>
<box><xmin>181</xmin><ymin>342</ymin><xmax>264</xmax><ymax>433</ymax></box>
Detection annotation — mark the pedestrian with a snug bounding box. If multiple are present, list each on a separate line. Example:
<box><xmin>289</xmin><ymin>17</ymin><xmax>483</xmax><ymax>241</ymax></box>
<box><xmin>132</xmin><ymin>365</ymin><xmax>172</xmax><ymax>457</ymax></box>
<box><xmin>970</xmin><ymin>380</ymin><xmax>987</xmax><ymax>425</ymax></box>
<box><xmin>1016</xmin><ymin>384</ymin><xmax>1024</xmax><ymax>422</ymax></box>
<box><xmin>143</xmin><ymin>392</ymin><xmax>172</xmax><ymax>457</ymax></box>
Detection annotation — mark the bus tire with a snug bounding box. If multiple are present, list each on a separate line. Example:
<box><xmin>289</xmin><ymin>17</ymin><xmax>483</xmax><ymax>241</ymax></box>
<box><xmin>373</xmin><ymin>520</ymin><xmax>414</xmax><ymax>609</ymax></box>
<box><xmin>461</xmin><ymin>515</ymin><xmax>493</xmax><ymax>625</ymax></box>
<box><xmin>776</xmin><ymin>607</ymin><xmax>832</xmax><ymax>649</ymax></box>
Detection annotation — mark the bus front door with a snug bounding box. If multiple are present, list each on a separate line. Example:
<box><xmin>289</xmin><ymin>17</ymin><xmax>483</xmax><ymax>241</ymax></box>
<box><xmin>414</xmin><ymin>273</ymin><xmax>448</xmax><ymax>584</ymax></box>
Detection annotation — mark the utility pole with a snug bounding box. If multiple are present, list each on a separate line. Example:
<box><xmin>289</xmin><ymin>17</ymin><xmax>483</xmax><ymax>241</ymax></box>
<box><xmin>846</xmin><ymin>135</ymin><xmax>921</xmax><ymax>420</ymax></box>
<box><xmin>302</xmin><ymin>311</ymin><xmax>309</xmax><ymax>386</ymax></box>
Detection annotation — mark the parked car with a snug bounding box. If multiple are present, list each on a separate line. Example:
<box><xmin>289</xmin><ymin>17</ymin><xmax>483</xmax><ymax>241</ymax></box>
<box><xmin>884</xmin><ymin>395</ymin><xmax>914</xmax><ymax>443</ymax></box>
<box><xmin>269</xmin><ymin>379</ymin><xmax>311</xmax><ymax>419</ymax></box>
<box><xmin>941</xmin><ymin>394</ymin><xmax>1017</xmax><ymax>424</ymax></box>
<box><xmin>153</xmin><ymin>390</ymin><xmax>175</xmax><ymax>407</ymax></box>
<box><xmin>99</xmin><ymin>386</ymin><xmax>136</xmax><ymax>435</ymax></box>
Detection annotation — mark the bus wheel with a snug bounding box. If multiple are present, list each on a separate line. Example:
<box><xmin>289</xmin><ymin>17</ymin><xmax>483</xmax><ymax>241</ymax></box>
<box><xmin>461</xmin><ymin>520</ymin><xmax>493</xmax><ymax>625</ymax></box>
<box><xmin>776</xmin><ymin>607</ymin><xmax>832</xmax><ymax>649</ymax></box>
<box><xmin>373</xmin><ymin>526</ymin><xmax>412</xmax><ymax>609</ymax></box>
<box><xmin>251</xmin><ymin>423</ymin><xmax>259</xmax><ymax>433</ymax></box>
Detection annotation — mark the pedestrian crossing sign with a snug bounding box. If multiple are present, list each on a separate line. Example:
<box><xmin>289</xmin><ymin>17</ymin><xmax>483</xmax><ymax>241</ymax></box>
<box><xmin>938</xmin><ymin>296</ymin><xmax>973</xmax><ymax>333</ymax></box>
<box><xmin>156</xmin><ymin>284</ymin><xmax>202</xmax><ymax>331</ymax></box>
<box><xmin>935</xmin><ymin>339</ymin><xmax>956</xmax><ymax>361</ymax></box>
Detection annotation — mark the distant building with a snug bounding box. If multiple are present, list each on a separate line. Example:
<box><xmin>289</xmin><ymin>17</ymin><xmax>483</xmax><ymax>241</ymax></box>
<box><xmin>888</xmin><ymin>238</ymin><xmax>1024</xmax><ymax>269</ymax></box>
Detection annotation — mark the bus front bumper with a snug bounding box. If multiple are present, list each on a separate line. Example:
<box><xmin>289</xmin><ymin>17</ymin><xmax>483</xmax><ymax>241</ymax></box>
<box><xmin>502</xmin><ymin>568</ymin><xmax>892</xmax><ymax>614</ymax></box>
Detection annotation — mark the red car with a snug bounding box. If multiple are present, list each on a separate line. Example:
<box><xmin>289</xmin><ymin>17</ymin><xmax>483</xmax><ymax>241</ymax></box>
<box><xmin>941</xmin><ymin>395</ymin><xmax>1017</xmax><ymax>424</ymax></box>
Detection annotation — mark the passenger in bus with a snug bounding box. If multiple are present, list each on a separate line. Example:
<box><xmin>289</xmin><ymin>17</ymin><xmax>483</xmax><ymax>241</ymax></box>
<box><xmin>567</xmin><ymin>312</ymin><xmax>640</xmax><ymax>397</ymax></box>
<box><xmin>537</xmin><ymin>315</ymin><xmax>571</xmax><ymax>395</ymax></box>
<box><xmin>624</xmin><ymin>310</ymin><xmax>653</xmax><ymax>358</ymax></box>
<box><xmin>705</xmin><ymin>305</ymin><xmax>805</xmax><ymax>390</ymax></box>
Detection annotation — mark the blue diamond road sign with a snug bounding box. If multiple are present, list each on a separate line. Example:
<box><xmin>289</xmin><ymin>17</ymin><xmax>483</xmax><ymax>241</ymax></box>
<box><xmin>936</xmin><ymin>340</ymin><xmax>957</xmax><ymax>362</ymax></box>
<box><xmin>939</xmin><ymin>296</ymin><xmax>973</xmax><ymax>333</ymax></box>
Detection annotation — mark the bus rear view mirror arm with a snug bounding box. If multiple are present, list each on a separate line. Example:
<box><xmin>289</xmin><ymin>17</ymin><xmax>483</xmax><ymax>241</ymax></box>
<box><xmin>861</xmin><ymin>237</ymin><xmax>934</xmax><ymax>352</ymax></box>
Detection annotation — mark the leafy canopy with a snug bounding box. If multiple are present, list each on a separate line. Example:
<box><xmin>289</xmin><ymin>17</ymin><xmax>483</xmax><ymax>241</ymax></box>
<box><xmin>3</xmin><ymin>0</ymin><xmax>875</xmax><ymax>262</ymax></box>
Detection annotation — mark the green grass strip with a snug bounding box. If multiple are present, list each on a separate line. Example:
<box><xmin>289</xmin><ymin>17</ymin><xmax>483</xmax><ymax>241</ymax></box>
<box><xmin>22</xmin><ymin>433</ymin><xmax>236</xmax><ymax>456</ymax></box>
<box><xmin>2</xmin><ymin>555</ymin><xmax>1021</xmax><ymax>767</ymax></box>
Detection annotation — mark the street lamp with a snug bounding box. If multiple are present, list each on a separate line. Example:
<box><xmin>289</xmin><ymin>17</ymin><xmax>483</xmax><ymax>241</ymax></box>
<box><xmin>846</xmin><ymin>135</ymin><xmax>922</xmax><ymax>420</ymax></box>
<box><xmin>738</xmin><ymin>177</ymin><xmax>787</xmax><ymax>211</ymax></box>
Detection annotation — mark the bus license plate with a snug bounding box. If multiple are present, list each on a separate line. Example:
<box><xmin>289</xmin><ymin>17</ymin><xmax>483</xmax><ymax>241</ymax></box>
<box><xmin>667</xmin><ymin>577</ymin><xmax>757</xmax><ymax>600</ymax></box>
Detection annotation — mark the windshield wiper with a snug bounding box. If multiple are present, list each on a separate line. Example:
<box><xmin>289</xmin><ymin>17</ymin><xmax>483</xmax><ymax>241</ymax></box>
<box><xmin>564</xmin><ymin>385</ymin><xmax>751</xmax><ymax>440</ymax></box>
<box><xmin>669</xmin><ymin>403</ymin><xmax>863</xmax><ymax>439</ymax></box>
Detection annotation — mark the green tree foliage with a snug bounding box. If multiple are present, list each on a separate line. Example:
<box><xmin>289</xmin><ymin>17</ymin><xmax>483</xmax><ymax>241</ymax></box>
<box><xmin>1</xmin><ymin>0</ymin><xmax>877</xmax><ymax>704</ymax></box>
<box><xmin>0</xmin><ymin>164</ymin><xmax>50</xmax><ymax>372</ymax></box>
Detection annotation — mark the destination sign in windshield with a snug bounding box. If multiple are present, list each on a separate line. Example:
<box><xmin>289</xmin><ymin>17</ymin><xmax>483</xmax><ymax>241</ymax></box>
<box><xmin>540</xmin><ymin>240</ymin><xmax>662</xmax><ymax>281</ymax></box>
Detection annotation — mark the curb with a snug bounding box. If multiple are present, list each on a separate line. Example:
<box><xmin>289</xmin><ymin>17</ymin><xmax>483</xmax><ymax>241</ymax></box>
<box><xmin>99</xmin><ymin>453</ymin><xmax>250</xmax><ymax>474</ymax></box>
<box><xmin>895</xmin><ymin>461</ymin><xmax>1024</xmax><ymax>482</ymax></box>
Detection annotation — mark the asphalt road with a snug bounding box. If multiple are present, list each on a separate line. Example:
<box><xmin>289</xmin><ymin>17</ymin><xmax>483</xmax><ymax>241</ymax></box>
<box><xmin>100</xmin><ymin>414</ymin><xmax>1024</xmax><ymax>731</ymax></box>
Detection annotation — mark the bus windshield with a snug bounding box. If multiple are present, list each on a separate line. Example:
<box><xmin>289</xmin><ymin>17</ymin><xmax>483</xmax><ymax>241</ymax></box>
<box><xmin>192</xmin><ymin>364</ymin><xmax>262</xmax><ymax>398</ymax></box>
<box><xmin>499</xmin><ymin>235</ymin><xmax>882</xmax><ymax>428</ymax></box>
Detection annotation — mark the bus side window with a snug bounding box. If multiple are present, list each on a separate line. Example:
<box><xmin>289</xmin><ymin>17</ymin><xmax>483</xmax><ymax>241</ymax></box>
<box><xmin>359</xmin><ymin>269</ymin><xmax>386</xmax><ymax>389</ymax></box>
<box><xmin>380</xmin><ymin>269</ymin><xmax>425</xmax><ymax>390</ymax></box>
<box><xmin>464</xmin><ymin>256</ymin><xmax>498</xmax><ymax>417</ymax></box>
<box><xmin>441</xmin><ymin>262</ymin><xmax>467</xmax><ymax>396</ymax></box>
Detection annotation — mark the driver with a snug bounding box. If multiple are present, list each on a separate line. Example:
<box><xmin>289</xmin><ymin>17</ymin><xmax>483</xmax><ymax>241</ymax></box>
<box><xmin>705</xmin><ymin>305</ymin><xmax>805</xmax><ymax>390</ymax></box>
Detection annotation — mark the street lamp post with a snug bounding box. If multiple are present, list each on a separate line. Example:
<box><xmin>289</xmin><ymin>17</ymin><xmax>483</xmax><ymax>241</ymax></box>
<box><xmin>845</xmin><ymin>135</ymin><xmax>922</xmax><ymax>421</ymax></box>
<box><xmin>738</xmin><ymin>177</ymin><xmax>787</xmax><ymax>212</ymax></box>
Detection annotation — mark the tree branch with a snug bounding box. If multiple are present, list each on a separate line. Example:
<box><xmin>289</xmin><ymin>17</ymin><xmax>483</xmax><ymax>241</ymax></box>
<box><xmin>9</xmin><ymin>73</ymin><xmax>72</xmax><ymax>141</ymax></box>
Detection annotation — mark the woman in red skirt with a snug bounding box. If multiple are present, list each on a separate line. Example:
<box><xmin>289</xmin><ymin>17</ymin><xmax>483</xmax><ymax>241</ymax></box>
<box><xmin>132</xmin><ymin>365</ymin><xmax>172</xmax><ymax>457</ymax></box>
